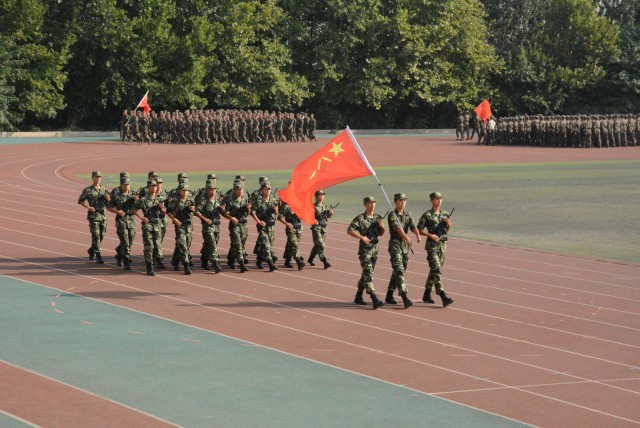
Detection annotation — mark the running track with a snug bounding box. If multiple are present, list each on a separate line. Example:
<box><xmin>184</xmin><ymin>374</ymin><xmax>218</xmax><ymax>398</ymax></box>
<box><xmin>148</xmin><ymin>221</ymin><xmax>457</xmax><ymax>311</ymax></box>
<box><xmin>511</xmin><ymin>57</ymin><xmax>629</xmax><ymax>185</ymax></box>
<box><xmin>1</xmin><ymin>138</ymin><xmax>639</xmax><ymax>427</ymax></box>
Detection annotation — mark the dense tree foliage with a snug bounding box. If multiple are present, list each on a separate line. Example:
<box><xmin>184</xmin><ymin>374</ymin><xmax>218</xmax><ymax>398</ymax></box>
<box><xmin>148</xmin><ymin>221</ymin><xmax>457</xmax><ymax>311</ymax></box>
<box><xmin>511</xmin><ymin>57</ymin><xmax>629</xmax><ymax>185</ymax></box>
<box><xmin>0</xmin><ymin>0</ymin><xmax>636</xmax><ymax>130</ymax></box>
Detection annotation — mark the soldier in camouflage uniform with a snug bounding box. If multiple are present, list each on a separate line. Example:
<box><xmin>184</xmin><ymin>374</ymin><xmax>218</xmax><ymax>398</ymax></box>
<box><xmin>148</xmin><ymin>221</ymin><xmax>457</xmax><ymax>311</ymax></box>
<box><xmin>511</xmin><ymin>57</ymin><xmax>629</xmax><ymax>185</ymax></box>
<box><xmin>194</xmin><ymin>181</ymin><xmax>223</xmax><ymax>273</ymax></box>
<box><xmin>308</xmin><ymin>190</ymin><xmax>333</xmax><ymax>269</ymax></box>
<box><xmin>346</xmin><ymin>196</ymin><xmax>385</xmax><ymax>309</ymax></box>
<box><xmin>77</xmin><ymin>171</ymin><xmax>110</xmax><ymax>264</ymax></box>
<box><xmin>167</xmin><ymin>183</ymin><xmax>196</xmax><ymax>274</ymax></box>
<box><xmin>417</xmin><ymin>192</ymin><xmax>454</xmax><ymax>307</ymax></box>
<box><xmin>250</xmin><ymin>181</ymin><xmax>279</xmax><ymax>272</ymax></box>
<box><xmin>278</xmin><ymin>200</ymin><xmax>305</xmax><ymax>270</ymax></box>
<box><xmin>134</xmin><ymin>180</ymin><xmax>167</xmax><ymax>276</ymax></box>
<box><xmin>107</xmin><ymin>175</ymin><xmax>138</xmax><ymax>270</ymax></box>
<box><xmin>385</xmin><ymin>193</ymin><xmax>421</xmax><ymax>308</ymax></box>
<box><xmin>154</xmin><ymin>176</ymin><xmax>168</xmax><ymax>268</ymax></box>
<box><xmin>222</xmin><ymin>182</ymin><xmax>251</xmax><ymax>272</ymax></box>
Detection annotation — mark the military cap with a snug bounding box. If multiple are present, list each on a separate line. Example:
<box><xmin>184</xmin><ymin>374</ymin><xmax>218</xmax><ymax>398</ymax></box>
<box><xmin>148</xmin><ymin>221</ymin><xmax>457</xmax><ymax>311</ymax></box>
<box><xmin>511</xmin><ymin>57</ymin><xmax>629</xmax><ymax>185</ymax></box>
<box><xmin>120</xmin><ymin>177</ymin><xmax>131</xmax><ymax>185</ymax></box>
<box><xmin>314</xmin><ymin>190</ymin><xmax>325</xmax><ymax>197</ymax></box>
<box><xmin>363</xmin><ymin>196</ymin><xmax>376</xmax><ymax>204</ymax></box>
<box><xmin>178</xmin><ymin>177</ymin><xmax>189</xmax><ymax>184</ymax></box>
<box><xmin>207</xmin><ymin>173</ymin><xmax>217</xmax><ymax>180</ymax></box>
<box><xmin>119</xmin><ymin>171</ymin><xmax>129</xmax><ymax>178</ymax></box>
<box><xmin>178</xmin><ymin>183</ymin><xmax>189</xmax><ymax>190</ymax></box>
<box><xmin>156</xmin><ymin>177</ymin><xmax>163</xmax><ymax>184</ymax></box>
<box><xmin>177</xmin><ymin>172</ymin><xmax>188</xmax><ymax>180</ymax></box>
<box><xmin>147</xmin><ymin>179</ymin><xmax>158</xmax><ymax>187</ymax></box>
<box><xmin>393</xmin><ymin>193</ymin><xmax>407</xmax><ymax>201</ymax></box>
<box><xmin>259</xmin><ymin>176</ymin><xmax>268</xmax><ymax>184</ymax></box>
<box><xmin>430</xmin><ymin>191</ymin><xmax>444</xmax><ymax>200</ymax></box>
<box><xmin>206</xmin><ymin>181</ymin><xmax>217</xmax><ymax>189</ymax></box>
<box><xmin>261</xmin><ymin>181</ymin><xmax>272</xmax><ymax>189</ymax></box>
<box><xmin>235</xmin><ymin>175</ymin><xmax>245</xmax><ymax>181</ymax></box>
<box><xmin>147</xmin><ymin>171</ymin><xmax>156</xmax><ymax>178</ymax></box>
<box><xmin>233</xmin><ymin>182</ymin><xmax>243</xmax><ymax>190</ymax></box>
<box><xmin>91</xmin><ymin>171</ymin><xmax>102</xmax><ymax>178</ymax></box>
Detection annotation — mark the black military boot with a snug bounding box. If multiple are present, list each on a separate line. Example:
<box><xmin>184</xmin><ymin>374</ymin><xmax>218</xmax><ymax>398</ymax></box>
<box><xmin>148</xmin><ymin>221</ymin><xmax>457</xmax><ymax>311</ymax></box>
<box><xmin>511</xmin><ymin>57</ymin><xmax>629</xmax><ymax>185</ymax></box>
<box><xmin>295</xmin><ymin>258</ymin><xmax>305</xmax><ymax>271</ymax></box>
<box><xmin>115</xmin><ymin>253</ymin><xmax>123</xmax><ymax>267</ymax></box>
<box><xmin>283</xmin><ymin>258</ymin><xmax>293</xmax><ymax>268</ymax></box>
<box><xmin>123</xmin><ymin>259</ymin><xmax>131</xmax><ymax>271</ymax></box>
<box><xmin>146</xmin><ymin>263</ymin><xmax>155</xmax><ymax>276</ymax></box>
<box><xmin>385</xmin><ymin>289</ymin><xmax>397</xmax><ymax>304</ymax></box>
<box><xmin>172</xmin><ymin>261</ymin><xmax>180</xmax><ymax>271</ymax></box>
<box><xmin>271</xmin><ymin>253</ymin><xmax>278</xmax><ymax>262</ymax></box>
<box><xmin>267</xmin><ymin>260</ymin><xmax>278</xmax><ymax>272</ymax></box>
<box><xmin>307</xmin><ymin>256</ymin><xmax>315</xmax><ymax>266</ymax></box>
<box><xmin>256</xmin><ymin>255</ymin><xmax>264</xmax><ymax>269</ymax></box>
<box><xmin>400</xmin><ymin>292</ymin><xmax>413</xmax><ymax>309</ymax></box>
<box><xmin>321</xmin><ymin>258</ymin><xmax>332</xmax><ymax>269</ymax></box>
<box><xmin>422</xmin><ymin>288</ymin><xmax>435</xmax><ymax>304</ymax></box>
<box><xmin>239</xmin><ymin>260</ymin><xmax>249</xmax><ymax>273</ymax></box>
<box><xmin>201</xmin><ymin>260</ymin><xmax>210</xmax><ymax>270</ymax></box>
<box><xmin>354</xmin><ymin>290</ymin><xmax>367</xmax><ymax>306</ymax></box>
<box><xmin>87</xmin><ymin>248</ymin><xmax>95</xmax><ymax>260</ymax></box>
<box><xmin>184</xmin><ymin>262</ymin><xmax>192</xmax><ymax>275</ymax></box>
<box><xmin>439</xmin><ymin>291</ymin><xmax>454</xmax><ymax>308</ymax></box>
<box><xmin>227</xmin><ymin>258</ymin><xmax>236</xmax><ymax>269</ymax></box>
<box><xmin>156</xmin><ymin>260</ymin><xmax>165</xmax><ymax>269</ymax></box>
<box><xmin>95</xmin><ymin>253</ymin><xmax>104</xmax><ymax>264</ymax></box>
<box><xmin>188</xmin><ymin>255</ymin><xmax>194</xmax><ymax>267</ymax></box>
<box><xmin>212</xmin><ymin>261</ymin><xmax>222</xmax><ymax>273</ymax></box>
<box><xmin>371</xmin><ymin>294</ymin><xmax>385</xmax><ymax>310</ymax></box>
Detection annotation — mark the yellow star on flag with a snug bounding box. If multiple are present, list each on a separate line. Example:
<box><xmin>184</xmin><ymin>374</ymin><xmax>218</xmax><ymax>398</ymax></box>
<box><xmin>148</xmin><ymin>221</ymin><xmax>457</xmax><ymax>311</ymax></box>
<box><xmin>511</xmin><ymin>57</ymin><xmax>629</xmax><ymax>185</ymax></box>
<box><xmin>328</xmin><ymin>142</ymin><xmax>345</xmax><ymax>158</ymax></box>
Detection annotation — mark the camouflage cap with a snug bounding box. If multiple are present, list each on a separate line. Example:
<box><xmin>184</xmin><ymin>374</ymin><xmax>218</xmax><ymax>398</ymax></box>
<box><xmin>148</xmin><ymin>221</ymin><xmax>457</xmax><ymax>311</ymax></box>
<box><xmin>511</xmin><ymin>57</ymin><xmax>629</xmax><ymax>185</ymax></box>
<box><xmin>393</xmin><ymin>193</ymin><xmax>407</xmax><ymax>201</ymax></box>
<box><xmin>261</xmin><ymin>181</ymin><xmax>272</xmax><ymax>189</ymax></box>
<box><xmin>235</xmin><ymin>175</ymin><xmax>245</xmax><ymax>181</ymax></box>
<box><xmin>207</xmin><ymin>173</ymin><xmax>217</xmax><ymax>180</ymax></box>
<box><xmin>120</xmin><ymin>177</ymin><xmax>131</xmax><ymax>185</ymax></box>
<box><xmin>155</xmin><ymin>177</ymin><xmax>163</xmax><ymax>184</ymax></box>
<box><xmin>259</xmin><ymin>176</ymin><xmax>268</xmax><ymax>184</ymax></box>
<box><xmin>177</xmin><ymin>172</ymin><xmax>188</xmax><ymax>180</ymax></box>
<box><xmin>363</xmin><ymin>196</ymin><xmax>376</xmax><ymax>204</ymax></box>
<box><xmin>233</xmin><ymin>182</ymin><xmax>243</xmax><ymax>190</ymax></box>
<box><xmin>119</xmin><ymin>171</ymin><xmax>129</xmax><ymax>178</ymax></box>
<box><xmin>178</xmin><ymin>177</ymin><xmax>189</xmax><ymax>184</ymax></box>
<box><xmin>147</xmin><ymin>179</ymin><xmax>158</xmax><ymax>187</ymax></box>
<box><xmin>314</xmin><ymin>189</ymin><xmax>325</xmax><ymax>197</ymax></box>
<box><xmin>430</xmin><ymin>191</ymin><xmax>444</xmax><ymax>200</ymax></box>
<box><xmin>178</xmin><ymin>183</ymin><xmax>189</xmax><ymax>190</ymax></box>
<box><xmin>91</xmin><ymin>171</ymin><xmax>102</xmax><ymax>178</ymax></box>
<box><xmin>206</xmin><ymin>181</ymin><xmax>217</xmax><ymax>189</ymax></box>
<box><xmin>147</xmin><ymin>171</ymin><xmax>156</xmax><ymax>178</ymax></box>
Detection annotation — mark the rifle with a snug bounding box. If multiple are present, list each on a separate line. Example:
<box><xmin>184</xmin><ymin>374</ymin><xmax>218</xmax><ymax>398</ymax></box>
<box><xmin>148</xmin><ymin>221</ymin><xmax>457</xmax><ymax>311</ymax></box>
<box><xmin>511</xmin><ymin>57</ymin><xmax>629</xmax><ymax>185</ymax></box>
<box><xmin>317</xmin><ymin>203</ymin><xmax>339</xmax><ymax>227</ymax></box>
<box><xmin>434</xmin><ymin>208</ymin><xmax>455</xmax><ymax>242</ymax></box>
<box><xmin>291</xmin><ymin>213</ymin><xmax>302</xmax><ymax>230</ymax></box>
<box><xmin>178</xmin><ymin>201</ymin><xmax>195</xmax><ymax>226</ymax></box>
<box><xmin>364</xmin><ymin>211</ymin><xmax>389</xmax><ymax>247</ymax></box>
<box><xmin>90</xmin><ymin>189</ymin><xmax>109</xmax><ymax>215</ymax></box>
<box><xmin>147</xmin><ymin>204</ymin><xmax>161</xmax><ymax>224</ymax></box>
<box><xmin>121</xmin><ymin>190</ymin><xmax>139</xmax><ymax>216</ymax></box>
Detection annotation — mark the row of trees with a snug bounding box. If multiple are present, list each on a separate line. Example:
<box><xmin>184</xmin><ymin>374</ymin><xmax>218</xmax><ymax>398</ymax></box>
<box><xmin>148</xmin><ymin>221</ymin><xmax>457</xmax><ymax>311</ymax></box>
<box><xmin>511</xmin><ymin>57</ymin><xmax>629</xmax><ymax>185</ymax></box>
<box><xmin>1</xmin><ymin>0</ymin><xmax>638</xmax><ymax>131</ymax></box>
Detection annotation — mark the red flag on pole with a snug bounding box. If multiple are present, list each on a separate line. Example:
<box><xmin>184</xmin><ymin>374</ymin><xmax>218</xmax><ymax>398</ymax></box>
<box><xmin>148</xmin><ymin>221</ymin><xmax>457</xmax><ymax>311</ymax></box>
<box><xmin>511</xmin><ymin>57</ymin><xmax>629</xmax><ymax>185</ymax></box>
<box><xmin>474</xmin><ymin>99</ymin><xmax>492</xmax><ymax>123</ymax></box>
<box><xmin>279</xmin><ymin>127</ymin><xmax>375</xmax><ymax>225</ymax></box>
<box><xmin>135</xmin><ymin>91</ymin><xmax>151</xmax><ymax>115</ymax></box>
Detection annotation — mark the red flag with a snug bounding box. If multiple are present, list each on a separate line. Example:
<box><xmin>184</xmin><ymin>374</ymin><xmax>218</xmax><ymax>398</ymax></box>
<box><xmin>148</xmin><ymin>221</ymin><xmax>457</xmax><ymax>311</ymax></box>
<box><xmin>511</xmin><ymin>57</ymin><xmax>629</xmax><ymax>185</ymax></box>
<box><xmin>474</xmin><ymin>99</ymin><xmax>492</xmax><ymax>123</ymax></box>
<box><xmin>135</xmin><ymin>91</ymin><xmax>151</xmax><ymax>115</ymax></box>
<box><xmin>279</xmin><ymin>127</ymin><xmax>375</xmax><ymax>225</ymax></box>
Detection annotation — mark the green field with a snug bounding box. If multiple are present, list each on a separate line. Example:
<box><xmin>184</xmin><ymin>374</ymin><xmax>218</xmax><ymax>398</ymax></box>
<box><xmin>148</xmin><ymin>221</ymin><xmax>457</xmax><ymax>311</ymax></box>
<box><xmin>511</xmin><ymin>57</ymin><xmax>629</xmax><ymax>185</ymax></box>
<box><xmin>87</xmin><ymin>159</ymin><xmax>640</xmax><ymax>263</ymax></box>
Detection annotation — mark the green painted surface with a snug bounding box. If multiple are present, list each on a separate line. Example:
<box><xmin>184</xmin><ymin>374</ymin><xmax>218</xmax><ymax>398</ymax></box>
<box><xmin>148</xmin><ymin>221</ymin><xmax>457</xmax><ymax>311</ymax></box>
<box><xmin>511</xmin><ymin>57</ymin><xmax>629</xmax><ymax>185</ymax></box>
<box><xmin>1</xmin><ymin>276</ymin><xmax>527</xmax><ymax>427</ymax></box>
<box><xmin>0</xmin><ymin>413</ymin><xmax>34</xmax><ymax>428</ymax></box>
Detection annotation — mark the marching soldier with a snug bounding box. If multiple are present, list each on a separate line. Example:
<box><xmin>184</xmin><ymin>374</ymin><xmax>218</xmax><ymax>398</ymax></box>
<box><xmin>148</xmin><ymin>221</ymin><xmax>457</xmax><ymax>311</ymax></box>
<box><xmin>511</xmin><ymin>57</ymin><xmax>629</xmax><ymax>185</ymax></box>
<box><xmin>417</xmin><ymin>192</ymin><xmax>454</xmax><ymax>307</ymax></box>
<box><xmin>278</xmin><ymin>200</ymin><xmax>305</xmax><ymax>270</ymax></box>
<box><xmin>251</xmin><ymin>181</ymin><xmax>279</xmax><ymax>271</ymax></box>
<box><xmin>78</xmin><ymin>171</ymin><xmax>110</xmax><ymax>264</ymax></box>
<box><xmin>347</xmin><ymin>196</ymin><xmax>386</xmax><ymax>309</ymax></box>
<box><xmin>385</xmin><ymin>193</ymin><xmax>421</xmax><ymax>308</ymax></box>
<box><xmin>221</xmin><ymin>182</ymin><xmax>251</xmax><ymax>272</ymax></box>
<box><xmin>107</xmin><ymin>175</ymin><xmax>138</xmax><ymax>270</ymax></box>
<box><xmin>167</xmin><ymin>183</ymin><xmax>196</xmax><ymax>275</ymax></box>
<box><xmin>308</xmin><ymin>190</ymin><xmax>333</xmax><ymax>269</ymax></box>
<box><xmin>194</xmin><ymin>181</ymin><xmax>223</xmax><ymax>273</ymax></box>
<box><xmin>134</xmin><ymin>180</ymin><xmax>167</xmax><ymax>276</ymax></box>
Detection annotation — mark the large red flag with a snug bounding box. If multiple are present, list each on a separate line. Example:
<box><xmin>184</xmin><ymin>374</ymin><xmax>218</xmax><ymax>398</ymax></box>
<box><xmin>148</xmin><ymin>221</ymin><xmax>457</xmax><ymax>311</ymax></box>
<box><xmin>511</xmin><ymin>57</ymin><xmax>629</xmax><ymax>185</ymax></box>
<box><xmin>135</xmin><ymin>91</ymin><xmax>151</xmax><ymax>115</ymax></box>
<box><xmin>279</xmin><ymin>127</ymin><xmax>375</xmax><ymax>225</ymax></box>
<box><xmin>474</xmin><ymin>99</ymin><xmax>492</xmax><ymax>123</ymax></box>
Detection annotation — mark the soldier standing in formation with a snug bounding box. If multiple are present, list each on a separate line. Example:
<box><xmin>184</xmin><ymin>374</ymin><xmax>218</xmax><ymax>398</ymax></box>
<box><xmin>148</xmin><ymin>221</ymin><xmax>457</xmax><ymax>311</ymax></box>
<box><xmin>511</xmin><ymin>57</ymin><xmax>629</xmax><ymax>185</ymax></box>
<box><xmin>222</xmin><ymin>182</ymin><xmax>251</xmax><ymax>272</ymax></box>
<box><xmin>250</xmin><ymin>181</ymin><xmax>279</xmax><ymax>272</ymax></box>
<box><xmin>194</xmin><ymin>181</ymin><xmax>223</xmax><ymax>273</ymax></box>
<box><xmin>278</xmin><ymin>199</ymin><xmax>306</xmax><ymax>270</ymax></box>
<box><xmin>78</xmin><ymin>171</ymin><xmax>110</xmax><ymax>264</ymax></box>
<box><xmin>308</xmin><ymin>190</ymin><xmax>333</xmax><ymax>269</ymax></box>
<box><xmin>106</xmin><ymin>173</ymin><xmax>138</xmax><ymax>270</ymax></box>
<box><xmin>134</xmin><ymin>180</ymin><xmax>166</xmax><ymax>276</ymax></box>
<box><xmin>417</xmin><ymin>192</ymin><xmax>454</xmax><ymax>307</ymax></box>
<box><xmin>385</xmin><ymin>193</ymin><xmax>421</xmax><ymax>308</ymax></box>
<box><xmin>167</xmin><ymin>183</ymin><xmax>196</xmax><ymax>275</ymax></box>
<box><xmin>347</xmin><ymin>196</ymin><xmax>386</xmax><ymax>309</ymax></box>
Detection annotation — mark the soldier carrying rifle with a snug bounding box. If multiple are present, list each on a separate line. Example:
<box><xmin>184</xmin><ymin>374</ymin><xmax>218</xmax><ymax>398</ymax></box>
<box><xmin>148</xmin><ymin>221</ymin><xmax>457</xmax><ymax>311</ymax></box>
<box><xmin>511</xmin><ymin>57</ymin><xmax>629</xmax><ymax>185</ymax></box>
<box><xmin>78</xmin><ymin>171</ymin><xmax>110</xmax><ymax>264</ymax></box>
<box><xmin>308</xmin><ymin>190</ymin><xmax>336</xmax><ymax>269</ymax></box>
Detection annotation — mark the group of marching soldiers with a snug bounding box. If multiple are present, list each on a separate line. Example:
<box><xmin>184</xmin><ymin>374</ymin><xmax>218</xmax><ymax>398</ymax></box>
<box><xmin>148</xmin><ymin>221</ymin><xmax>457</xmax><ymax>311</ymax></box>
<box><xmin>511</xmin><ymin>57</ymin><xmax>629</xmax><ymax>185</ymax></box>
<box><xmin>457</xmin><ymin>111</ymin><xmax>640</xmax><ymax>147</ymax></box>
<box><xmin>78</xmin><ymin>171</ymin><xmax>334</xmax><ymax>278</ymax></box>
<box><xmin>119</xmin><ymin>109</ymin><xmax>318</xmax><ymax>145</ymax></box>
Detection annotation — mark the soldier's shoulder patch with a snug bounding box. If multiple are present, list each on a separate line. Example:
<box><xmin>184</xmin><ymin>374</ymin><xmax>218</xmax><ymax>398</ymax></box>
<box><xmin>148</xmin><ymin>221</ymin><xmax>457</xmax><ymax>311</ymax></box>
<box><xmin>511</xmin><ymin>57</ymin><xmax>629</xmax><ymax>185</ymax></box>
<box><xmin>389</xmin><ymin>214</ymin><xmax>397</xmax><ymax>222</ymax></box>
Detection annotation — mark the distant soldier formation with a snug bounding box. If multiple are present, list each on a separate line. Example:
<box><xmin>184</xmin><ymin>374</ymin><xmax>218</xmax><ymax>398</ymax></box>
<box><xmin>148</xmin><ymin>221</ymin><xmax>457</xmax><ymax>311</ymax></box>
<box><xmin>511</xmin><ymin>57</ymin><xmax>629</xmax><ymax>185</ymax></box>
<box><xmin>119</xmin><ymin>109</ymin><xmax>317</xmax><ymax>144</ymax></box>
<box><xmin>458</xmin><ymin>112</ymin><xmax>640</xmax><ymax>148</ymax></box>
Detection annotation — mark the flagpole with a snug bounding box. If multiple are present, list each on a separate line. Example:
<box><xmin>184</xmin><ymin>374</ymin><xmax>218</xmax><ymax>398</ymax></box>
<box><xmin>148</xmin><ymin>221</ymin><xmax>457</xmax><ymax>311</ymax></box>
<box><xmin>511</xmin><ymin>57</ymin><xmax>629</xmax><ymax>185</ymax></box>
<box><xmin>346</xmin><ymin>126</ymin><xmax>394</xmax><ymax>210</ymax></box>
<box><xmin>125</xmin><ymin>91</ymin><xmax>149</xmax><ymax>127</ymax></box>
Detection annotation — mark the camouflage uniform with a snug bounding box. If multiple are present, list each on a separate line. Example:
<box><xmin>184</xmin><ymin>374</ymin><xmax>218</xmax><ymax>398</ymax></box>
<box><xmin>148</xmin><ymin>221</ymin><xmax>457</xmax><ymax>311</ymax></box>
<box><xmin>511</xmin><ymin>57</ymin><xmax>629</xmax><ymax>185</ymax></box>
<box><xmin>107</xmin><ymin>179</ymin><xmax>137</xmax><ymax>269</ymax></box>
<box><xmin>167</xmin><ymin>184</ymin><xmax>196</xmax><ymax>274</ymax></box>
<box><xmin>77</xmin><ymin>171</ymin><xmax>109</xmax><ymax>263</ymax></box>
<box><xmin>278</xmin><ymin>202</ymin><xmax>304</xmax><ymax>268</ymax></box>
<box><xmin>134</xmin><ymin>181</ymin><xmax>166</xmax><ymax>275</ymax></box>
<box><xmin>308</xmin><ymin>191</ymin><xmax>332</xmax><ymax>268</ymax></box>
<box><xmin>224</xmin><ymin>185</ymin><xmax>250</xmax><ymax>272</ymax></box>
<box><xmin>195</xmin><ymin>184</ymin><xmax>222</xmax><ymax>272</ymax></box>
<box><xmin>251</xmin><ymin>183</ymin><xmax>279</xmax><ymax>271</ymax></box>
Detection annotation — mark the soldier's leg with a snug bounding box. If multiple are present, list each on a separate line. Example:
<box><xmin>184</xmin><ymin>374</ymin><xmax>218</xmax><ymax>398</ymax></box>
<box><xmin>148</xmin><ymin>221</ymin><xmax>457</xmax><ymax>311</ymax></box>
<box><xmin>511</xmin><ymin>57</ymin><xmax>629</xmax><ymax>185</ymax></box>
<box><xmin>386</xmin><ymin>250</ymin><xmax>403</xmax><ymax>303</ymax></box>
<box><xmin>201</xmin><ymin>226</ymin><xmax>213</xmax><ymax>269</ymax></box>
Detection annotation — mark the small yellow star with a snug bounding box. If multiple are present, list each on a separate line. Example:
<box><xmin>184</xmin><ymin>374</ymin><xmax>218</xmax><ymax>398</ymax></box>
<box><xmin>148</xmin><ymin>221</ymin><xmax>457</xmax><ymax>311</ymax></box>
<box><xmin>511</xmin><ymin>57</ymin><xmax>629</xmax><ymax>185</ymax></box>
<box><xmin>328</xmin><ymin>142</ymin><xmax>345</xmax><ymax>158</ymax></box>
